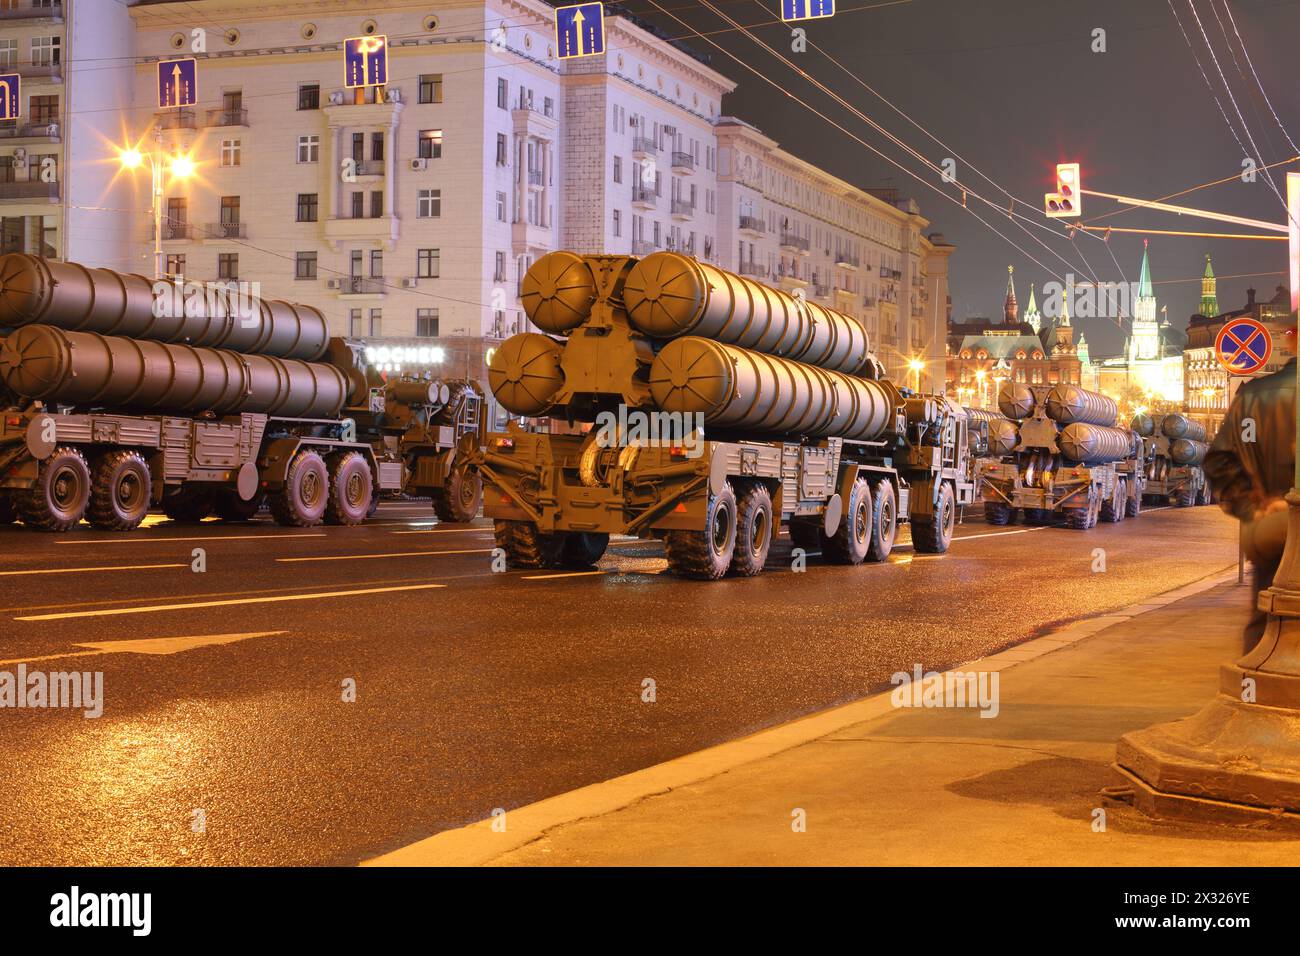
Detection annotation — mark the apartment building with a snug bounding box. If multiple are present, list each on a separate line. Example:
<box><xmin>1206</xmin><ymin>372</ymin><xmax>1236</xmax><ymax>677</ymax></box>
<box><xmin>714</xmin><ymin>117</ymin><xmax>953</xmax><ymax>388</ymax></box>
<box><xmin>0</xmin><ymin>0</ymin><xmax>135</xmax><ymax>266</ymax></box>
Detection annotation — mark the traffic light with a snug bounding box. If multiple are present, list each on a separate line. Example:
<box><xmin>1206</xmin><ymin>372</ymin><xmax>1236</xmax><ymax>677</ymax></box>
<box><xmin>1045</xmin><ymin>163</ymin><xmax>1081</xmax><ymax>218</ymax></box>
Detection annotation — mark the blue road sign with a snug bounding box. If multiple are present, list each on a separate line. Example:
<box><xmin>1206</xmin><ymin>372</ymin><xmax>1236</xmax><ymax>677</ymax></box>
<box><xmin>0</xmin><ymin>73</ymin><xmax>19</xmax><ymax>121</ymax></box>
<box><xmin>1215</xmin><ymin>317</ymin><xmax>1273</xmax><ymax>375</ymax></box>
<box><xmin>157</xmin><ymin>58</ymin><xmax>197</xmax><ymax>108</ymax></box>
<box><xmin>556</xmin><ymin>2</ymin><xmax>605</xmax><ymax>60</ymax></box>
<box><xmin>345</xmin><ymin>35</ymin><xmax>388</xmax><ymax>88</ymax></box>
<box><xmin>781</xmin><ymin>0</ymin><xmax>834</xmax><ymax>22</ymax></box>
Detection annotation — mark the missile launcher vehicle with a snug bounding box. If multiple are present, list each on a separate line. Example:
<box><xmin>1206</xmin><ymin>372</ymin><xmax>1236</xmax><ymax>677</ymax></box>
<box><xmin>0</xmin><ymin>254</ymin><xmax>482</xmax><ymax>531</ymax></box>
<box><xmin>475</xmin><ymin>251</ymin><xmax>976</xmax><ymax>579</ymax></box>
<box><xmin>1131</xmin><ymin>412</ymin><xmax>1212</xmax><ymax>508</ymax></box>
<box><xmin>978</xmin><ymin>382</ymin><xmax>1136</xmax><ymax>529</ymax></box>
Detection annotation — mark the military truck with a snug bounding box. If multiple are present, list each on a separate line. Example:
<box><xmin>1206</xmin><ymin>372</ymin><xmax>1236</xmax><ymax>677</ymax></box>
<box><xmin>978</xmin><ymin>382</ymin><xmax>1135</xmax><ymax>529</ymax></box>
<box><xmin>1133</xmin><ymin>412</ymin><xmax>1212</xmax><ymax>508</ymax></box>
<box><xmin>1112</xmin><ymin>419</ymin><xmax>1149</xmax><ymax>518</ymax></box>
<box><xmin>0</xmin><ymin>254</ymin><xmax>480</xmax><ymax>530</ymax></box>
<box><xmin>474</xmin><ymin>251</ymin><xmax>976</xmax><ymax>579</ymax></box>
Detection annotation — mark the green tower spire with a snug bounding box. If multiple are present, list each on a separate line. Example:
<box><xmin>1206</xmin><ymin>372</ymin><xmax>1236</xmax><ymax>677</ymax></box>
<box><xmin>1200</xmin><ymin>254</ymin><xmax>1218</xmax><ymax>316</ymax></box>
<box><xmin>1137</xmin><ymin>239</ymin><xmax>1154</xmax><ymax>298</ymax></box>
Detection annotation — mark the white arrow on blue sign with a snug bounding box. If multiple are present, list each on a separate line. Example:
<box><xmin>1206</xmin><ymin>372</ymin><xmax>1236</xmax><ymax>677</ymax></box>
<box><xmin>781</xmin><ymin>0</ymin><xmax>835</xmax><ymax>22</ymax></box>
<box><xmin>345</xmin><ymin>35</ymin><xmax>388</xmax><ymax>88</ymax></box>
<box><xmin>556</xmin><ymin>2</ymin><xmax>605</xmax><ymax>60</ymax></box>
<box><xmin>157</xmin><ymin>59</ymin><xmax>197</xmax><ymax>109</ymax></box>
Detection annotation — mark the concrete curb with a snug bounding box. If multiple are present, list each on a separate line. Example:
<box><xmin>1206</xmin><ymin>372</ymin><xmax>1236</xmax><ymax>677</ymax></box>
<box><xmin>363</xmin><ymin>565</ymin><xmax>1240</xmax><ymax>867</ymax></box>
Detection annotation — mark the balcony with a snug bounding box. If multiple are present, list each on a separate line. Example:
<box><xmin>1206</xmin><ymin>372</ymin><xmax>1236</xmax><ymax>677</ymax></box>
<box><xmin>352</xmin><ymin>159</ymin><xmax>385</xmax><ymax>177</ymax></box>
<box><xmin>0</xmin><ymin>121</ymin><xmax>59</xmax><ymax>141</ymax></box>
<box><xmin>324</xmin><ymin>214</ymin><xmax>398</xmax><ymax>245</ymax></box>
<box><xmin>780</xmin><ymin>233</ymin><xmax>810</xmax><ymax>254</ymax></box>
<box><xmin>156</xmin><ymin>109</ymin><xmax>196</xmax><ymax>130</ymax></box>
<box><xmin>671</xmin><ymin>151</ymin><xmax>695</xmax><ymax>173</ymax></box>
<box><xmin>333</xmin><ymin>277</ymin><xmax>387</xmax><ymax>297</ymax></box>
<box><xmin>862</xmin><ymin>296</ymin><xmax>877</xmax><ymax>309</ymax></box>
<box><xmin>154</xmin><ymin>223</ymin><xmax>195</xmax><ymax>241</ymax></box>
<box><xmin>631</xmin><ymin>136</ymin><xmax>657</xmax><ymax>157</ymax></box>
<box><xmin>0</xmin><ymin>1</ymin><xmax>62</xmax><ymax>19</ymax></box>
<box><xmin>738</xmin><ymin>215</ymin><xmax>765</xmax><ymax>235</ymax></box>
<box><xmin>631</xmin><ymin>239</ymin><xmax>657</xmax><ymax>256</ymax></box>
<box><xmin>0</xmin><ymin>180</ymin><xmax>58</xmax><ymax>201</ymax></box>
<box><xmin>631</xmin><ymin>186</ymin><xmax>657</xmax><ymax>210</ymax></box>
<box><xmin>206</xmin><ymin>222</ymin><xmax>247</xmax><ymax>240</ymax></box>
<box><xmin>835</xmin><ymin>254</ymin><xmax>860</xmax><ymax>269</ymax></box>
<box><xmin>737</xmin><ymin>261</ymin><xmax>767</xmax><ymax>278</ymax></box>
<box><xmin>670</xmin><ymin>199</ymin><xmax>694</xmax><ymax>220</ymax></box>
<box><xmin>18</xmin><ymin>62</ymin><xmax>60</xmax><ymax>80</ymax></box>
<box><xmin>205</xmin><ymin>107</ymin><xmax>248</xmax><ymax>127</ymax></box>
<box><xmin>512</xmin><ymin>217</ymin><xmax>553</xmax><ymax>254</ymax></box>
<box><xmin>811</xmin><ymin>284</ymin><xmax>831</xmax><ymax>299</ymax></box>
<box><xmin>527</xmin><ymin>169</ymin><xmax>544</xmax><ymax>187</ymax></box>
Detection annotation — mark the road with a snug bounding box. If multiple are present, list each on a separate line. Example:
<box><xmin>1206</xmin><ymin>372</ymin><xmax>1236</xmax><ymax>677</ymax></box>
<box><xmin>0</xmin><ymin>499</ymin><xmax>1238</xmax><ymax>865</ymax></box>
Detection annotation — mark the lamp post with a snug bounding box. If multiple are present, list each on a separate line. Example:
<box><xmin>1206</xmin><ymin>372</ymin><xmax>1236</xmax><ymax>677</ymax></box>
<box><xmin>118</xmin><ymin>131</ymin><xmax>193</xmax><ymax>281</ymax></box>
<box><xmin>907</xmin><ymin>357</ymin><xmax>924</xmax><ymax>392</ymax></box>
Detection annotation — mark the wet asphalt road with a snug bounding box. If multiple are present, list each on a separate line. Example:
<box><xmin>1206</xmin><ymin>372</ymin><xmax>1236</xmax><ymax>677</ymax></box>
<box><xmin>0</xmin><ymin>499</ymin><xmax>1238</xmax><ymax>865</ymax></box>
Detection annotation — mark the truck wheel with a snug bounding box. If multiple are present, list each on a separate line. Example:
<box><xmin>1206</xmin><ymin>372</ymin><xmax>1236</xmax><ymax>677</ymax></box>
<box><xmin>983</xmin><ymin>501</ymin><xmax>1013</xmax><ymax>526</ymax></box>
<box><xmin>325</xmin><ymin>452</ymin><xmax>373</xmax><ymax>526</ymax></box>
<box><xmin>913</xmin><ymin>482</ymin><xmax>956</xmax><ymax>554</ymax></box>
<box><xmin>87</xmin><ymin>450</ymin><xmax>152</xmax><ymax>531</ymax></box>
<box><xmin>215</xmin><ymin>490</ymin><xmax>265</xmax><ymax>522</ymax></box>
<box><xmin>0</xmin><ymin>495</ymin><xmax>15</xmax><ymax>524</ymax></box>
<box><xmin>823</xmin><ymin>477</ymin><xmax>873</xmax><ymax>565</ymax></box>
<box><xmin>865</xmin><ymin>479</ymin><xmax>897</xmax><ymax>562</ymax></box>
<box><xmin>1195</xmin><ymin>480</ymin><xmax>1210</xmax><ymax>506</ymax></box>
<box><xmin>664</xmin><ymin>483</ymin><xmax>737</xmax><ymax>580</ymax></box>
<box><xmin>161</xmin><ymin>486</ymin><xmax>215</xmax><ymax>522</ymax></box>
<box><xmin>433</xmin><ymin>464</ymin><xmax>482</xmax><ymax>523</ymax></box>
<box><xmin>1023</xmin><ymin>508</ymin><xmax>1053</xmax><ymax>525</ymax></box>
<box><xmin>1099</xmin><ymin>479</ymin><xmax>1126</xmax><ymax>523</ymax></box>
<box><xmin>269</xmin><ymin>450</ymin><xmax>329</xmax><ymax>527</ymax></box>
<box><xmin>1065</xmin><ymin>506</ymin><xmax>1091</xmax><ymax>530</ymax></box>
<box><xmin>16</xmin><ymin>446</ymin><xmax>90</xmax><ymax>532</ymax></box>
<box><xmin>1126</xmin><ymin>487</ymin><xmax>1143</xmax><ymax>518</ymax></box>
<box><xmin>1174</xmin><ymin>485</ymin><xmax>1196</xmax><ymax>508</ymax></box>
<box><xmin>730</xmin><ymin>483</ymin><xmax>773</xmax><ymax>576</ymax></box>
<box><xmin>561</xmin><ymin>532</ymin><xmax>609</xmax><ymax>567</ymax></box>
<box><xmin>493</xmin><ymin>520</ymin><xmax>565</xmax><ymax>569</ymax></box>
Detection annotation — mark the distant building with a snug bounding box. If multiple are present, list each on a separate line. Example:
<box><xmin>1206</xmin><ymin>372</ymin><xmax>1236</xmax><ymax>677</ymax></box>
<box><xmin>1094</xmin><ymin>241</ymin><xmax>1185</xmax><ymax>405</ymax></box>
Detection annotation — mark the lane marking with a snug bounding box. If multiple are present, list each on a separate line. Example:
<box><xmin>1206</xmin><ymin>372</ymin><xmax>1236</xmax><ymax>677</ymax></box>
<box><xmin>0</xmin><ymin>631</ymin><xmax>286</xmax><ymax>666</ymax></box>
<box><xmin>953</xmin><ymin>526</ymin><xmax>1053</xmax><ymax>541</ymax></box>
<box><xmin>55</xmin><ymin>533</ymin><xmax>328</xmax><ymax>546</ymax></box>
<box><xmin>0</xmin><ymin>563</ymin><xmax>185</xmax><ymax>577</ymax></box>
<box><xmin>390</xmin><ymin>528</ymin><xmax>494</xmax><ymax>535</ymax></box>
<box><xmin>276</xmin><ymin>548</ymin><xmax>494</xmax><ymax>563</ymax></box>
<box><xmin>522</xmin><ymin>570</ymin><xmax>608</xmax><ymax>580</ymax></box>
<box><xmin>15</xmin><ymin>583</ymin><xmax>446</xmax><ymax>622</ymax></box>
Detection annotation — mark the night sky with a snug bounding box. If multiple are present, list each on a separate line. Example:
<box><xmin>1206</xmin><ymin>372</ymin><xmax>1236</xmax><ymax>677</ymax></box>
<box><xmin>623</xmin><ymin>0</ymin><xmax>1300</xmax><ymax>358</ymax></box>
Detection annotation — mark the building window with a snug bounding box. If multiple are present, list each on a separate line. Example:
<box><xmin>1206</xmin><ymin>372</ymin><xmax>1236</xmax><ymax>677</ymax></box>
<box><xmin>418</xmin><ymin>129</ymin><xmax>443</xmax><ymax>159</ymax></box>
<box><xmin>613</xmin><ymin>156</ymin><xmax>622</xmax><ymax>184</ymax></box>
<box><xmin>295</xmin><ymin>251</ymin><xmax>317</xmax><ymax>279</ymax></box>
<box><xmin>495</xmin><ymin>133</ymin><xmax>508</xmax><ymax>167</ymax></box>
<box><xmin>220</xmin><ymin>195</ymin><xmax>240</xmax><ymax>227</ymax></box>
<box><xmin>613</xmin><ymin>209</ymin><xmax>621</xmax><ymax>237</ymax></box>
<box><xmin>369</xmin><ymin>309</ymin><xmax>382</xmax><ymax>337</ymax></box>
<box><xmin>165</xmin><ymin>254</ymin><xmax>185</xmax><ymax>279</ymax></box>
<box><xmin>297</xmin><ymin>84</ymin><xmax>320</xmax><ymax>110</ymax></box>
<box><xmin>349</xmin><ymin>308</ymin><xmax>362</xmax><ymax>338</ymax></box>
<box><xmin>371</xmin><ymin>132</ymin><xmax>384</xmax><ymax>162</ymax></box>
<box><xmin>496</xmin><ymin>77</ymin><xmax>508</xmax><ymax>109</ymax></box>
<box><xmin>419</xmin><ymin>74</ymin><xmax>443</xmax><ymax>104</ymax></box>
<box><xmin>417</xmin><ymin>248</ymin><xmax>440</xmax><ymax>278</ymax></box>
<box><xmin>370</xmin><ymin>249</ymin><xmax>383</xmax><ymax>278</ymax></box>
<box><xmin>297</xmin><ymin>135</ymin><xmax>320</xmax><ymax>163</ymax></box>
<box><xmin>496</xmin><ymin>191</ymin><xmax>507</xmax><ymax>222</ymax></box>
<box><xmin>296</xmin><ymin>193</ymin><xmax>318</xmax><ymax>222</ymax></box>
<box><xmin>417</xmin><ymin>189</ymin><xmax>441</xmax><ymax>218</ymax></box>
<box><xmin>370</xmin><ymin>190</ymin><xmax>383</xmax><ymax>218</ymax></box>
<box><xmin>416</xmin><ymin>308</ymin><xmax>439</xmax><ymax>337</ymax></box>
<box><xmin>0</xmin><ymin>40</ymin><xmax>15</xmax><ymax>70</ymax></box>
<box><xmin>218</xmin><ymin>254</ymin><xmax>238</xmax><ymax>281</ymax></box>
<box><xmin>31</xmin><ymin>36</ymin><xmax>59</xmax><ymax>68</ymax></box>
<box><xmin>494</xmin><ymin>251</ymin><xmax>506</xmax><ymax>283</ymax></box>
<box><xmin>351</xmin><ymin>191</ymin><xmax>364</xmax><ymax>219</ymax></box>
<box><xmin>220</xmin><ymin>139</ymin><xmax>241</xmax><ymax>167</ymax></box>
<box><xmin>30</xmin><ymin>95</ymin><xmax>57</xmax><ymax>124</ymax></box>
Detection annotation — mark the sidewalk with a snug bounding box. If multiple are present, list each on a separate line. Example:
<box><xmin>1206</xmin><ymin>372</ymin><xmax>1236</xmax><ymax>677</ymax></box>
<box><xmin>370</xmin><ymin>567</ymin><xmax>1300</xmax><ymax>866</ymax></box>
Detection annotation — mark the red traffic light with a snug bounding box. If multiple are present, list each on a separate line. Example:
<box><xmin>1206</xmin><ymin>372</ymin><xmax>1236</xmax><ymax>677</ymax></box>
<box><xmin>1045</xmin><ymin>163</ymin><xmax>1081</xmax><ymax>218</ymax></box>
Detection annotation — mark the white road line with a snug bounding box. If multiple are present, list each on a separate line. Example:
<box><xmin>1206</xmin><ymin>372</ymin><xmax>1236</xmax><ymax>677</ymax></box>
<box><xmin>0</xmin><ymin>631</ymin><xmax>286</xmax><ymax>666</ymax></box>
<box><xmin>953</xmin><ymin>526</ymin><xmax>1053</xmax><ymax>541</ymax></box>
<box><xmin>522</xmin><ymin>570</ymin><xmax>608</xmax><ymax>580</ymax></box>
<box><xmin>0</xmin><ymin>563</ymin><xmax>185</xmax><ymax>577</ymax></box>
<box><xmin>55</xmin><ymin>533</ymin><xmax>328</xmax><ymax>546</ymax></box>
<box><xmin>276</xmin><ymin>548</ymin><xmax>494</xmax><ymax>563</ymax></box>
<box><xmin>15</xmin><ymin>583</ymin><xmax>447</xmax><ymax>622</ymax></box>
<box><xmin>390</xmin><ymin>528</ymin><xmax>494</xmax><ymax>535</ymax></box>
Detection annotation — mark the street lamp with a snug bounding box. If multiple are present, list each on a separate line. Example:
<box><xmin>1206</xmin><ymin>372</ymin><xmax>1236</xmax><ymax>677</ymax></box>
<box><xmin>118</xmin><ymin>131</ymin><xmax>195</xmax><ymax>280</ymax></box>
<box><xmin>907</xmin><ymin>357</ymin><xmax>924</xmax><ymax>390</ymax></box>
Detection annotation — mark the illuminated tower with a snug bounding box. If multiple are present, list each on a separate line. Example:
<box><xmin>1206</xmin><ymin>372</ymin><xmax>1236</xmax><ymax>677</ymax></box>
<box><xmin>1004</xmin><ymin>265</ymin><xmax>1018</xmax><ymax>324</ymax></box>
<box><xmin>1023</xmin><ymin>283</ymin><xmax>1041</xmax><ymax>334</ymax></box>
<box><xmin>1200</xmin><ymin>254</ymin><xmax>1219</xmax><ymax>317</ymax></box>
<box><xmin>1129</xmin><ymin>239</ymin><xmax>1160</xmax><ymax>361</ymax></box>
<box><xmin>1053</xmin><ymin>285</ymin><xmax>1075</xmax><ymax>354</ymax></box>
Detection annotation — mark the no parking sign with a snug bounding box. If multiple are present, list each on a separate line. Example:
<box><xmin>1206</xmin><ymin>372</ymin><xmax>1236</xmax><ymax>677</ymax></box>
<box><xmin>1215</xmin><ymin>317</ymin><xmax>1272</xmax><ymax>375</ymax></box>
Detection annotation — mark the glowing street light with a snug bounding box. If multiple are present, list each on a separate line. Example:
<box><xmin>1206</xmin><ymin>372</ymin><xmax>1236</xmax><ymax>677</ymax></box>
<box><xmin>117</xmin><ymin>132</ymin><xmax>195</xmax><ymax>279</ymax></box>
<box><xmin>907</xmin><ymin>357</ymin><xmax>925</xmax><ymax>390</ymax></box>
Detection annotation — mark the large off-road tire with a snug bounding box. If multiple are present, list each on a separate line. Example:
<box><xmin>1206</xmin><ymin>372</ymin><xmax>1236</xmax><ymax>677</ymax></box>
<box><xmin>1099</xmin><ymin>478</ymin><xmax>1126</xmax><ymax>524</ymax></box>
<box><xmin>866</xmin><ymin>479</ymin><xmax>897</xmax><ymax>562</ymax></box>
<box><xmin>1066</xmin><ymin>493</ymin><xmax>1100</xmax><ymax>530</ymax></box>
<box><xmin>913</xmin><ymin>481</ymin><xmax>956</xmax><ymax>554</ymax></box>
<box><xmin>730</xmin><ymin>483</ymin><xmax>773</xmax><ymax>577</ymax></box>
<box><xmin>561</xmin><ymin>531</ymin><xmax>609</xmax><ymax>567</ymax></box>
<box><xmin>0</xmin><ymin>494</ymin><xmax>16</xmax><ymax>524</ymax></box>
<box><xmin>822</xmin><ymin>477</ymin><xmax>873</xmax><ymax>565</ymax></box>
<box><xmin>269</xmin><ymin>449</ymin><xmax>329</xmax><ymax>527</ymax></box>
<box><xmin>215</xmin><ymin>489</ymin><xmax>265</xmax><ymax>522</ymax></box>
<box><xmin>1174</xmin><ymin>485</ymin><xmax>1196</xmax><ymax>508</ymax></box>
<box><xmin>15</xmin><ymin>446</ymin><xmax>90</xmax><ymax>532</ymax></box>
<box><xmin>1022</xmin><ymin>508</ymin><xmax>1054</xmax><ymax>525</ymax></box>
<box><xmin>493</xmin><ymin>520</ymin><xmax>566</xmax><ymax>569</ymax></box>
<box><xmin>1195</xmin><ymin>479</ymin><xmax>1211</xmax><ymax>507</ymax></box>
<box><xmin>162</xmin><ymin>486</ymin><xmax>216</xmax><ymax>522</ymax></box>
<box><xmin>433</xmin><ymin>463</ymin><xmax>482</xmax><ymax>523</ymax></box>
<box><xmin>87</xmin><ymin>450</ymin><xmax>152</xmax><ymax>531</ymax></box>
<box><xmin>1125</xmin><ymin>486</ymin><xmax>1143</xmax><ymax>518</ymax></box>
<box><xmin>983</xmin><ymin>500</ymin><xmax>1014</xmax><ymax>526</ymax></box>
<box><xmin>664</xmin><ymin>483</ymin><xmax>737</xmax><ymax>580</ymax></box>
<box><xmin>324</xmin><ymin>452</ymin><xmax>373</xmax><ymax>526</ymax></box>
